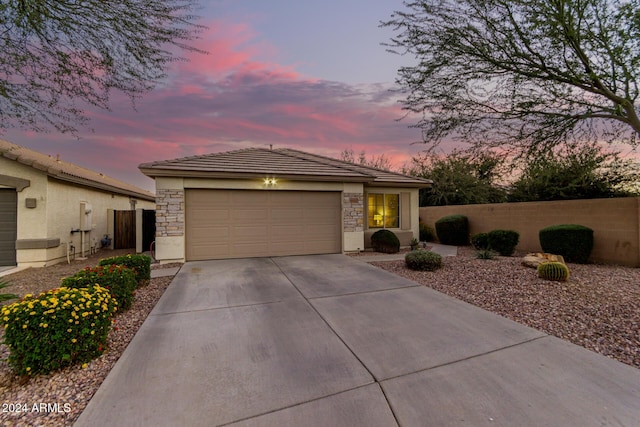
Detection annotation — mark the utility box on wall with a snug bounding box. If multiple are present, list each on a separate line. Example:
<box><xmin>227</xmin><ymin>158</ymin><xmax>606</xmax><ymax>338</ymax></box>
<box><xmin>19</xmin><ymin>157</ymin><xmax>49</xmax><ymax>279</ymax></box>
<box><xmin>80</xmin><ymin>202</ymin><xmax>93</xmax><ymax>231</ymax></box>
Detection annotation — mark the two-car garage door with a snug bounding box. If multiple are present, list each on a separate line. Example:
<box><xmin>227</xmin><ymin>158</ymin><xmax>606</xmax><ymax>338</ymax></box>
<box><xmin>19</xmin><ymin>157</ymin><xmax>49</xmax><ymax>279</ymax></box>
<box><xmin>185</xmin><ymin>189</ymin><xmax>342</xmax><ymax>261</ymax></box>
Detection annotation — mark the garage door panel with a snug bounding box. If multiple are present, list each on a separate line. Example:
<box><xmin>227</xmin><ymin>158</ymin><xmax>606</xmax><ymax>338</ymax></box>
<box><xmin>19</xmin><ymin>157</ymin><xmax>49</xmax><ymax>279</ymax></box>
<box><xmin>233</xmin><ymin>191</ymin><xmax>269</xmax><ymax>204</ymax></box>
<box><xmin>190</xmin><ymin>189</ymin><xmax>231</xmax><ymax>204</ymax></box>
<box><xmin>232</xmin><ymin>226</ymin><xmax>266</xmax><ymax>241</ymax></box>
<box><xmin>0</xmin><ymin>189</ymin><xmax>17</xmax><ymax>266</ymax></box>
<box><xmin>233</xmin><ymin>209</ymin><xmax>269</xmax><ymax>222</ymax></box>
<box><xmin>270</xmin><ymin>208</ymin><xmax>304</xmax><ymax>222</ymax></box>
<box><xmin>231</xmin><ymin>242</ymin><xmax>270</xmax><ymax>257</ymax></box>
<box><xmin>271</xmin><ymin>226</ymin><xmax>306</xmax><ymax>244</ymax></box>
<box><xmin>190</xmin><ymin>209</ymin><xmax>230</xmax><ymax>222</ymax></box>
<box><xmin>186</xmin><ymin>190</ymin><xmax>341</xmax><ymax>261</ymax></box>
<box><xmin>189</xmin><ymin>225</ymin><xmax>230</xmax><ymax>237</ymax></box>
<box><xmin>189</xmin><ymin>243</ymin><xmax>231</xmax><ymax>259</ymax></box>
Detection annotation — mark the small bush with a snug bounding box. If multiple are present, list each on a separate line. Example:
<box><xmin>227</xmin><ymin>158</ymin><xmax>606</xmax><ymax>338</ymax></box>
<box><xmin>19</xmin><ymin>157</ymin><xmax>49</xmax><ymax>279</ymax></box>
<box><xmin>475</xmin><ymin>249</ymin><xmax>498</xmax><ymax>260</ymax></box>
<box><xmin>539</xmin><ymin>224</ymin><xmax>594</xmax><ymax>264</ymax></box>
<box><xmin>405</xmin><ymin>250</ymin><xmax>442</xmax><ymax>271</ymax></box>
<box><xmin>419</xmin><ymin>223</ymin><xmax>436</xmax><ymax>242</ymax></box>
<box><xmin>435</xmin><ymin>215</ymin><xmax>469</xmax><ymax>245</ymax></box>
<box><xmin>1</xmin><ymin>285</ymin><xmax>117</xmax><ymax>376</ymax></box>
<box><xmin>487</xmin><ymin>230</ymin><xmax>520</xmax><ymax>256</ymax></box>
<box><xmin>62</xmin><ymin>265</ymin><xmax>136</xmax><ymax>311</ymax></box>
<box><xmin>471</xmin><ymin>233</ymin><xmax>489</xmax><ymax>250</ymax></box>
<box><xmin>537</xmin><ymin>262</ymin><xmax>570</xmax><ymax>282</ymax></box>
<box><xmin>98</xmin><ymin>254</ymin><xmax>151</xmax><ymax>286</ymax></box>
<box><xmin>371</xmin><ymin>229</ymin><xmax>400</xmax><ymax>254</ymax></box>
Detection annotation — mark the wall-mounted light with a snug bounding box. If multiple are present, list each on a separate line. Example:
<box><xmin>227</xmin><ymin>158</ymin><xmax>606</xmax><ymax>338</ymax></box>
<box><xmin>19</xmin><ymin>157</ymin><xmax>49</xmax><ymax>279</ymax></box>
<box><xmin>263</xmin><ymin>177</ymin><xmax>277</xmax><ymax>186</ymax></box>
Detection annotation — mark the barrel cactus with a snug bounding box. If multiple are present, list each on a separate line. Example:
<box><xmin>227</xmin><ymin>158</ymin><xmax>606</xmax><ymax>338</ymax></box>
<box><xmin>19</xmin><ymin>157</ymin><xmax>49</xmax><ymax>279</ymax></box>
<box><xmin>537</xmin><ymin>262</ymin><xmax>570</xmax><ymax>282</ymax></box>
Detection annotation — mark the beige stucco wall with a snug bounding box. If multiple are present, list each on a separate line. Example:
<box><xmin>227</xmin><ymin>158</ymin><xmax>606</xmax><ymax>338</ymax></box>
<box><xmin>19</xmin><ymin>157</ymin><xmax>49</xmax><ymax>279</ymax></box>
<box><xmin>1</xmin><ymin>157</ymin><xmax>154</xmax><ymax>267</ymax></box>
<box><xmin>420</xmin><ymin>197</ymin><xmax>640</xmax><ymax>266</ymax></box>
<box><xmin>34</xmin><ymin>178</ymin><xmax>154</xmax><ymax>266</ymax></box>
<box><xmin>153</xmin><ymin>177</ymin><xmax>421</xmax><ymax>262</ymax></box>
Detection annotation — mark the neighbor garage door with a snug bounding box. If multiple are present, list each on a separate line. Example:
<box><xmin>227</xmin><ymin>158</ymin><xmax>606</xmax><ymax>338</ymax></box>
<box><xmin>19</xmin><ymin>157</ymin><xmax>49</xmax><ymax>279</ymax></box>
<box><xmin>0</xmin><ymin>189</ymin><xmax>17</xmax><ymax>266</ymax></box>
<box><xmin>185</xmin><ymin>190</ymin><xmax>342</xmax><ymax>260</ymax></box>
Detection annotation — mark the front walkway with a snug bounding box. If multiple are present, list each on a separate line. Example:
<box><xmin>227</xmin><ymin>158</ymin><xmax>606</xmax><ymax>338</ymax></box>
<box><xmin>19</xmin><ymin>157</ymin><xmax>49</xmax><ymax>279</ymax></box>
<box><xmin>353</xmin><ymin>242</ymin><xmax>458</xmax><ymax>262</ymax></box>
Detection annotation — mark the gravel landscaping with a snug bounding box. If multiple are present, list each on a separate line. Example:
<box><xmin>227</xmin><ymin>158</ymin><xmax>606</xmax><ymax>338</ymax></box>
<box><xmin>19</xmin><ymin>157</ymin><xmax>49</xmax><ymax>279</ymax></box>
<box><xmin>0</xmin><ymin>250</ymin><xmax>180</xmax><ymax>427</ymax></box>
<box><xmin>1</xmin><ymin>247</ymin><xmax>638</xmax><ymax>426</ymax></box>
<box><xmin>371</xmin><ymin>247</ymin><xmax>640</xmax><ymax>369</ymax></box>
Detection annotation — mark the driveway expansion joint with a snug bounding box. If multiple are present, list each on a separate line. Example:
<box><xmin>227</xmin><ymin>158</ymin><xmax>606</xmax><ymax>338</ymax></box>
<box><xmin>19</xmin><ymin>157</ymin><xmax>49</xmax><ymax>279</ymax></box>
<box><xmin>378</xmin><ymin>334</ymin><xmax>550</xmax><ymax>384</ymax></box>
<box><xmin>306</xmin><ymin>283</ymin><xmax>421</xmax><ymax>300</ymax></box>
<box><xmin>151</xmin><ymin>298</ymin><xmax>300</xmax><ymax>316</ymax></box>
<box><xmin>216</xmin><ymin>382</ymin><xmax>380</xmax><ymax>427</ymax></box>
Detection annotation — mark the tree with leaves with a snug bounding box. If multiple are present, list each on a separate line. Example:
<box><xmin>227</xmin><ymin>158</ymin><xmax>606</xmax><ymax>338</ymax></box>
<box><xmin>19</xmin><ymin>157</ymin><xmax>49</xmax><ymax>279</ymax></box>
<box><xmin>0</xmin><ymin>1</ymin><xmax>203</xmax><ymax>133</ymax></box>
<box><xmin>407</xmin><ymin>150</ymin><xmax>508</xmax><ymax>206</ymax></box>
<box><xmin>508</xmin><ymin>143</ymin><xmax>638</xmax><ymax>201</ymax></box>
<box><xmin>383</xmin><ymin>0</ymin><xmax>640</xmax><ymax>155</ymax></box>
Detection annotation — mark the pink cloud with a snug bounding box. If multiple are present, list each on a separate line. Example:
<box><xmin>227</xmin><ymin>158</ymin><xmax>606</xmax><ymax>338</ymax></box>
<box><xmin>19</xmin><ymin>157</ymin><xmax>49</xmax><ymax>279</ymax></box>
<box><xmin>175</xmin><ymin>21</ymin><xmax>302</xmax><ymax>82</ymax></box>
<box><xmin>4</xmin><ymin>17</ymin><xmax>426</xmax><ymax>192</ymax></box>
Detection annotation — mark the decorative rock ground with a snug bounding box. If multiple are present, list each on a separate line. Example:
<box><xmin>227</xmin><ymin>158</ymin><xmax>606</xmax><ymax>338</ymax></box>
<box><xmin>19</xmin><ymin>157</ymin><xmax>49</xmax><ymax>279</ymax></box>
<box><xmin>522</xmin><ymin>253</ymin><xmax>565</xmax><ymax>268</ymax></box>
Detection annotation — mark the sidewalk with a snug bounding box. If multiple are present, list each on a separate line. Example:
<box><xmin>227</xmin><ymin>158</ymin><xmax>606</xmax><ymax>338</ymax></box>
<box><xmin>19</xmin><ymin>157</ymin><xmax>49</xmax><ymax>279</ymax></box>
<box><xmin>354</xmin><ymin>243</ymin><xmax>457</xmax><ymax>262</ymax></box>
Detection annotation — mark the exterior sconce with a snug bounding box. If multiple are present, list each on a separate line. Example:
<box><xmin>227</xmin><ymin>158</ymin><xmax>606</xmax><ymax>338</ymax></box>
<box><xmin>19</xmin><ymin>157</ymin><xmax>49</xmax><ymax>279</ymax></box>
<box><xmin>263</xmin><ymin>177</ymin><xmax>277</xmax><ymax>186</ymax></box>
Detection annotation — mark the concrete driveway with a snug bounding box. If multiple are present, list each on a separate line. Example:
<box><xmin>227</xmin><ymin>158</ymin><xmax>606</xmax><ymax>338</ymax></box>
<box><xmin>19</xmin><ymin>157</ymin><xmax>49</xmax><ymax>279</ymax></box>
<box><xmin>76</xmin><ymin>255</ymin><xmax>640</xmax><ymax>426</ymax></box>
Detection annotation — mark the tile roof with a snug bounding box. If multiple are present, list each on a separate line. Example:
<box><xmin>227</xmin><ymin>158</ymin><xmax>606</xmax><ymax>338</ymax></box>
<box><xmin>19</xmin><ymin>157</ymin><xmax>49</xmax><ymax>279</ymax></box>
<box><xmin>139</xmin><ymin>147</ymin><xmax>432</xmax><ymax>187</ymax></box>
<box><xmin>0</xmin><ymin>139</ymin><xmax>155</xmax><ymax>201</ymax></box>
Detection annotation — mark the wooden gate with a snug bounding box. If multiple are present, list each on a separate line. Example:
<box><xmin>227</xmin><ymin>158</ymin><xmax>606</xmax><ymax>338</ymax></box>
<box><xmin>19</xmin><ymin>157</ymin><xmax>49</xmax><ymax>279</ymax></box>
<box><xmin>114</xmin><ymin>210</ymin><xmax>136</xmax><ymax>249</ymax></box>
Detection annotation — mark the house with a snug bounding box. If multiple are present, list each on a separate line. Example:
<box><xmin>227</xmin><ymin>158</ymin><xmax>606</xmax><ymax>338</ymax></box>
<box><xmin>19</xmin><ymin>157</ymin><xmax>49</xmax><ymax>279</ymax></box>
<box><xmin>139</xmin><ymin>148</ymin><xmax>432</xmax><ymax>263</ymax></box>
<box><xmin>0</xmin><ymin>140</ymin><xmax>155</xmax><ymax>267</ymax></box>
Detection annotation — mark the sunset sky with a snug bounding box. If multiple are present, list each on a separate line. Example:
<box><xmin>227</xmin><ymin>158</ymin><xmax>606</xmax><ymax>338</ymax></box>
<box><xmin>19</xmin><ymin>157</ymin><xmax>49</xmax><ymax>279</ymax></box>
<box><xmin>4</xmin><ymin>0</ymin><xmax>427</xmax><ymax>192</ymax></box>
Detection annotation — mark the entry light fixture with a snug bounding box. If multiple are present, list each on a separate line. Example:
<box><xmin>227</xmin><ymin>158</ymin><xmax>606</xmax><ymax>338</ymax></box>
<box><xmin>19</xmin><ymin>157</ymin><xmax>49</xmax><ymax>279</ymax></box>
<box><xmin>263</xmin><ymin>177</ymin><xmax>277</xmax><ymax>186</ymax></box>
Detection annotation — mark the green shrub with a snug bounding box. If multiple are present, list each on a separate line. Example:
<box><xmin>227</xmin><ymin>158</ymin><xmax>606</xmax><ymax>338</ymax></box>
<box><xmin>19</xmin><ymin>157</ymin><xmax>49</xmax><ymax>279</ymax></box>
<box><xmin>435</xmin><ymin>215</ymin><xmax>469</xmax><ymax>245</ymax></box>
<box><xmin>98</xmin><ymin>254</ymin><xmax>151</xmax><ymax>286</ymax></box>
<box><xmin>405</xmin><ymin>250</ymin><xmax>442</xmax><ymax>271</ymax></box>
<box><xmin>537</xmin><ymin>262</ymin><xmax>570</xmax><ymax>282</ymax></box>
<box><xmin>61</xmin><ymin>265</ymin><xmax>136</xmax><ymax>311</ymax></box>
<box><xmin>475</xmin><ymin>249</ymin><xmax>498</xmax><ymax>260</ymax></box>
<box><xmin>419</xmin><ymin>223</ymin><xmax>435</xmax><ymax>242</ymax></box>
<box><xmin>371</xmin><ymin>229</ymin><xmax>401</xmax><ymax>254</ymax></box>
<box><xmin>471</xmin><ymin>232</ymin><xmax>489</xmax><ymax>250</ymax></box>
<box><xmin>487</xmin><ymin>229</ymin><xmax>520</xmax><ymax>256</ymax></box>
<box><xmin>539</xmin><ymin>224</ymin><xmax>594</xmax><ymax>263</ymax></box>
<box><xmin>1</xmin><ymin>285</ymin><xmax>117</xmax><ymax>376</ymax></box>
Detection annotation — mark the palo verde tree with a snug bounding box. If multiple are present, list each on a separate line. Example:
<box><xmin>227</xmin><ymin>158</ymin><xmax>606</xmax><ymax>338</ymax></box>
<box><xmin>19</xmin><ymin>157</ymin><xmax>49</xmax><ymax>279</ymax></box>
<box><xmin>383</xmin><ymin>0</ymin><xmax>640</xmax><ymax>155</ymax></box>
<box><xmin>407</xmin><ymin>150</ymin><xmax>508</xmax><ymax>206</ymax></box>
<box><xmin>508</xmin><ymin>143</ymin><xmax>639</xmax><ymax>201</ymax></box>
<box><xmin>0</xmin><ymin>1</ymin><xmax>203</xmax><ymax>133</ymax></box>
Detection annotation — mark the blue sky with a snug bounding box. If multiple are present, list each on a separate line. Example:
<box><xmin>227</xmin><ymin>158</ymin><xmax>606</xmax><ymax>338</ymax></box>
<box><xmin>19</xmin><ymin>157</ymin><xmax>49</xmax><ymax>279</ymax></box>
<box><xmin>5</xmin><ymin>0</ymin><xmax>425</xmax><ymax>192</ymax></box>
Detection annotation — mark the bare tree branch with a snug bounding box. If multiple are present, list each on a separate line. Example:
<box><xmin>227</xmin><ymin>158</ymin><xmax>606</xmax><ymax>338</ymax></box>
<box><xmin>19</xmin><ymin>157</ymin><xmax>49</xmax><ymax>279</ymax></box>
<box><xmin>0</xmin><ymin>0</ymin><xmax>205</xmax><ymax>134</ymax></box>
<box><xmin>382</xmin><ymin>0</ymin><xmax>640</xmax><ymax>153</ymax></box>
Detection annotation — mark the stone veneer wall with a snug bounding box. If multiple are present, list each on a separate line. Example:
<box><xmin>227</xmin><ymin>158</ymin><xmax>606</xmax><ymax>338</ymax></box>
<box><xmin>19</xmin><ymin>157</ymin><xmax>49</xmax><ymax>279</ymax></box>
<box><xmin>343</xmin><ymin>193</ymin><xmax>364</xmax><ymax>232</ymax></box>
<box><xmin>156</xmin><ymin>189</ymin><xmax>184</xmax><ymax>237</ymax></box>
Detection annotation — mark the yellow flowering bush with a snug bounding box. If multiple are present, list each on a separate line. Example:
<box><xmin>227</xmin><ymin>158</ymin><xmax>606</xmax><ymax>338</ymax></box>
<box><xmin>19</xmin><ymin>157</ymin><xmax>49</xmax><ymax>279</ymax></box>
<box><xmin>61</xmin><ymin>265</ymin><xmax>136</xmax><ymax>310</ymax></box>
<box><xmin>1</xmin><ymin>285</ymin><xmax>117</xmax><ymax>376</ymax></box>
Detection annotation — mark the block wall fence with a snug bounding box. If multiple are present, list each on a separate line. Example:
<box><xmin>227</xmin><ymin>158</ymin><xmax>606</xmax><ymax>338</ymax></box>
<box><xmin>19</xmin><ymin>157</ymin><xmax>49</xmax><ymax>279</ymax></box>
<box><xmin>419</xmin><ymin>197</ymin><xmax>640</xmax><ymax>267</ymax></box>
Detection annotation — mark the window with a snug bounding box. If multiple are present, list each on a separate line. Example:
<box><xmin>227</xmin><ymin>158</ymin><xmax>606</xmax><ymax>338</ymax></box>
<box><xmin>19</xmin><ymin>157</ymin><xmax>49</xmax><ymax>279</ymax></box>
<box><xmin>367</xmin><ymin>193</ymin><xmax>399</xmax><ymax>228</ymax></box>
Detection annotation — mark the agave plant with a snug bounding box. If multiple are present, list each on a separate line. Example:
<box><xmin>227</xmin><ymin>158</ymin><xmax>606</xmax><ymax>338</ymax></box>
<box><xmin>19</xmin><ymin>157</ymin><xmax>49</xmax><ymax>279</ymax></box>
<box><xmin>0</xmin><ymin>278</ymin><xmax>19</xmax><ymax>303</ymax></box>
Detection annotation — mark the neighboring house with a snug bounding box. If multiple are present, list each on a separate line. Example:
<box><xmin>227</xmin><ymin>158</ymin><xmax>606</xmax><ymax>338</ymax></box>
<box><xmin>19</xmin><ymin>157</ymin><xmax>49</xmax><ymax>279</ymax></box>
<box><xmin>0</xmin><ymin>140</ymin><xmax>155</xmax><ymax>267</ymax></box>
<box><xmin>139</xmin><ymin>147</ymin><xmax>432</xmax><ymax>263</ymax></box>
